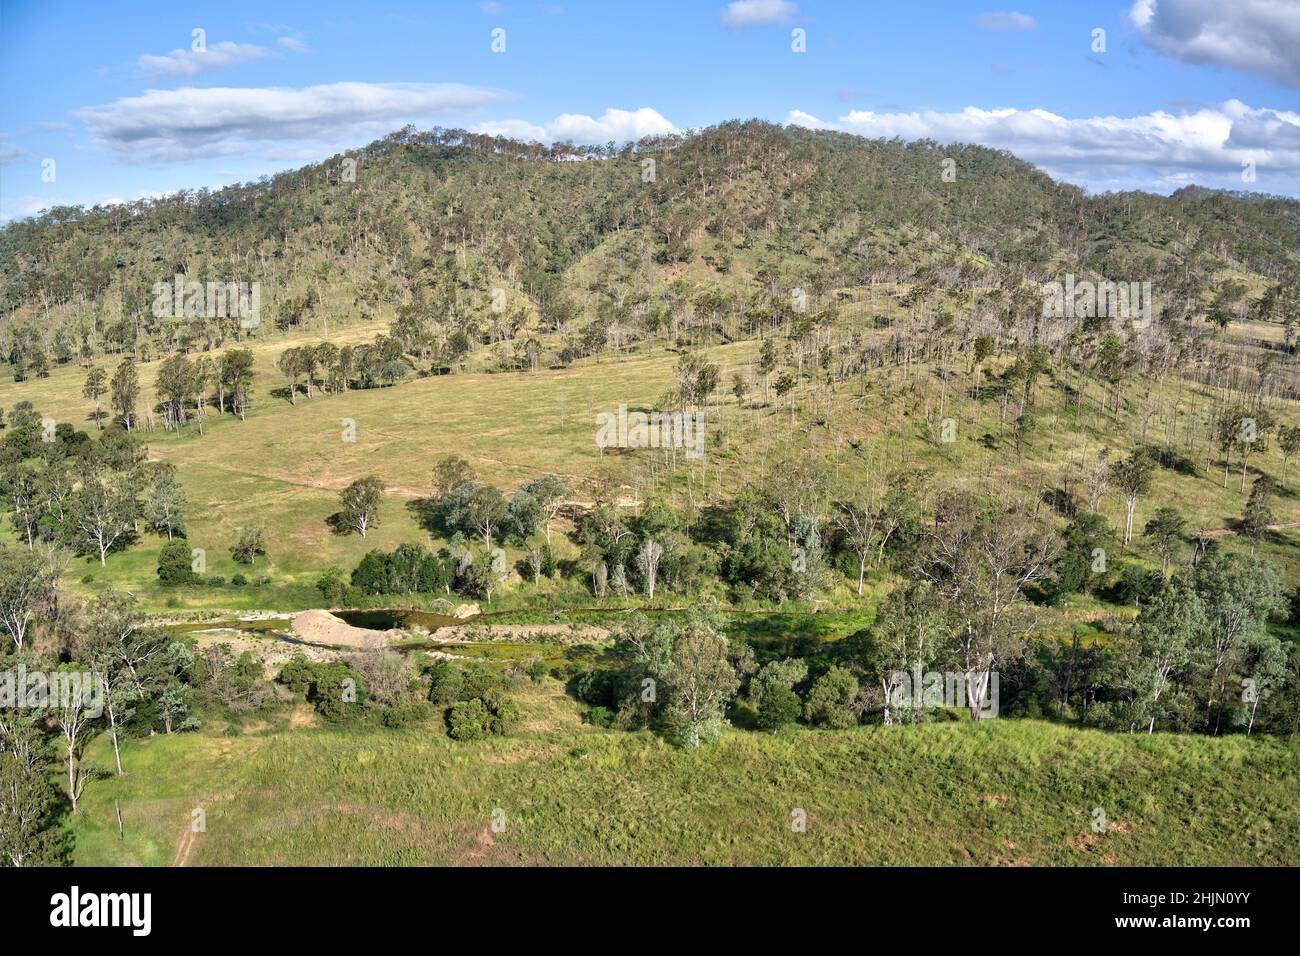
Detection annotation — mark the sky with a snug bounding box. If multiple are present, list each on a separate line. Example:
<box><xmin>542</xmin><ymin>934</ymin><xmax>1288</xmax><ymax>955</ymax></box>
<box><xmin>1</xmin><ymin>0</ymin><xmax>1298</xmax><ymax>222</ymax></box>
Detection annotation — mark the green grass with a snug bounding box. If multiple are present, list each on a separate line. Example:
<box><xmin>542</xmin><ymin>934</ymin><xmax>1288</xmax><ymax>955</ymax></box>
<box><xmin>70</xmin><ymin>680</ymin><xmax>1298</xmax><ymax>866</ymax></box>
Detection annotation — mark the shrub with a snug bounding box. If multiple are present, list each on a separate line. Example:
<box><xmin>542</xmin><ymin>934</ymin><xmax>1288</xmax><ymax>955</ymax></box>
<box><xmin>586</xmin><ymin>705</ymin><xmax>614</xmax><ymax>728</ymax></box>
<box><xmin>231</xmin><ymin>573</ymin><xmax>248</xmax><ymax>587</ymax></box>
<box><xmin>425</xmin><ymin>660</ymin><xmax>466</xmax><ymax>705</ymax></box>
<box><xmin>756</xmin><ymin>683</ymin><xmax>802</xmax><ymax>731</ymax></box>
<box><xmin>804</xmin><ymin>666</ymin><xmax>860</xmax><ymax>729</ymax></box>
<box><xmin>448</xmin><ymin>698</ymin><xmax>492</xmax><ymax>740</ymax></box>
<box><xmin>157</xmin><ymin>540</ymin><xmax>196</xmax><ymax>585</ymax></box>
<box><xmin>379</xmin><ymin>701</ymin><xmax>435</xmax><ymax>728</ymax></box>
<box><xmin>526</xmin><ymin>658</ymin><xmax>547</xmax><ymax>682</ymax></box>
<box><xmin>205</xmin><ymin>575</ymin><xmax>227</xmax><ymax>587</ymax></box>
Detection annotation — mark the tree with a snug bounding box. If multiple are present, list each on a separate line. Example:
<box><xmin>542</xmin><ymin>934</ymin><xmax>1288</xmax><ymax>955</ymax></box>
<box><xmin>432</xmin><ymin>454</ymin><xmax>474</xmax><ymax>498</ymax></box>
<box><xmin>155</xmin><ymin>354</ymin><xmax>193</xmax><ymax>428</ymax></box>
<box><xmin>656</xmin><ymin>618</ymin><xmax>740</xmax><ymax>748</ymax></box>
<box><xmin>278</xmin><ymin>347</ymin><xmax>303</xmax><ymax>404</ymax></box>
<box><xmin>79</xmin><ymin>593</ymin><xmax>172</xmax><ymax>774</ymax></box>
<box><xmin>0</xmin><ymin>722</ymin><xmax>61</xmax><ymax>865</ymax></box>
<box><xmin>144</xmin><ymin>465</ymin><xmax>186</xmax><ymax>540</ymax></box>
<box><xmin>220</xmin><ymin>349</ymin><xmax>255</xmax><ymax>419</ymax></box>
<box><xmin>803</xmin><ymin>666</ymin><xmax>860</xmax><ymax>728</ymax></box>
<box><xmin>1240</xmin><ymin>478</ymin><xmax>1276</xmax><ymax>550</ymax></box>
<box><xmin>832</xmin><ymin>491</ymin><xmax>893</xmax><ymax>595</ymax></box>
<box><xmin>1278</xmin><ymin>425</ymin><xmax>1300</xmax><ymax>481</ymax></box>
<box><xmin>1123</xmin><ymin>582</ymin><xmax>1204</xmax><ymax>733</ymax></box>
<box><xmin>464</xmin><ymin>484</ymin><xmax>508</xmax><ymax>548</ymax></box>
<box><xmin>518</xmin><ymin>474</ymin><xmax>569</xmax><ymax>546</ymax></box>
<box><xmin>68</xmin><ymin>466</ymin><xmax>138</xmax><ymax>565</ymax></box>
<box><xmin>109</xmin><ymin>357</ymin><xmax>139</xmax><ymax>430</ymax></box>
<box><xmin>914</xmin><ymin>493</ymin><xmax>1058</xmax><ymax>720</ymax></box>
<box><xmin>231</xmin><ymin>525</ymin><xmax>267</xmax><ymax>564</ymax></box>
<box><xmin>756</xmin><ymin>684</ymin><xmax>801</xmax><ymax>731</ymax></box>
<box><xmin>0</xmin><ymin>545</ymin><xmax>57</xmax><ymax>648</ymax></box>
<box><xmin>340</xmin><ymin>476</ymin><xmax>385</xmax><ymax>537</ymax></box>
<box><xmin>635</xmin><ymin>538</ymin><xmax>663</xmax><ymax>598</ymax></box>
<box><xmin>157</xmin><ymin>539</ymin><xmax>196</xmax><ymax>584</ymax></box>
<box><xmin>82</xmin><ymin>366</ymin><xmax>107</xmax><ymax>429</ymax></box>
<box><xmin>867</xmin><ymin>581</ymin><xmax>949</xmax><ymax>724</ymax></box>
<box><xmin>1109</xmin><ymin>449</ymin><xmax>1155</xmax><ymax>546</ymax></box>
<box><xmin>1143</xmin><ymin>506</ymin><xmax>1186</xmax><ymax>576</ymax></box>
<box><xmin>1192</xmin><ymin>551</ymin><xmax>1285</xmax><ymax>734</ymax></box>
<box><xmin>1239</xmin><ymin>630</ymin><xmax>1287</xmax><ymax>735</ymax></box>
<box><xmin>46</xmin><ymin>662</ymin><xmax>100</xmax><ymax>814</ymax></box>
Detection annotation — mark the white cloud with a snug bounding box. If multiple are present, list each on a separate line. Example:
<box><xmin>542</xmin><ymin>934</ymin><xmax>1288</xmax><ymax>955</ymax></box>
<box><xmin>973</xmin><ymin>11</ymin><xmax>1037</xmax><ymax>31</ymax></box>
<box><xmin>0</xmin><ymin>194</ymin><xmax>51</xmax><ymax>223</ymax></box>
<box><xmin>277</xmin><ymin>36</ymin><xmax>309</xmax><ymax>54</ymax></box>
<box><xmin>477</xmin><ymin>107</ymin><xmax>677</xmax><ymax>144</ymax></box>
<box><xmin>721</xmin><ymin>1</ymin><xmax>798</xmax><ymax>28</ymax></box>
<box><xmin>76</xmin><ymin>82</ymin><xmax>514</xmax><ymax>163</ymax></box>
<box><xmin>787</xmin><ymin>100</ymin><xmax>1300</xmax><ymax>195</ymax></box>
<box><xmin>1129</xmin><ymin>0</ymin><xmax>1300</xmax><ymax>88</ymax></box>
<box><xmin>138</xmin><ymin>41</ymin><xmax>274</xmax><ymax>78</ymax></box>
<box><xmin>0</xmin><ymin>142</ymin><xmax>31</xmax><ymax>166</ymax></box>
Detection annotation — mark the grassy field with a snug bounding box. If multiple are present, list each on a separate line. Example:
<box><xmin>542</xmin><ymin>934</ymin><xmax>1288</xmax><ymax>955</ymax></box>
<box><xmin>0</xmin><ymin>308</ymin><xmax>1295</xmax><ymax>616</ymax></box>
<box><xmin>69</xmin><ymin>678</ymin><xmax>1299</xmax><ymax>866</ymax></box>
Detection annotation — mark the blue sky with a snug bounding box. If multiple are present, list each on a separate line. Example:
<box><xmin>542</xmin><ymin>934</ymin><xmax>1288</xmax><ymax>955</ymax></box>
<box><xmin>2</xmin><ymin>0</ymin><xmax>1298</xmax><ymax>221</ymax></box>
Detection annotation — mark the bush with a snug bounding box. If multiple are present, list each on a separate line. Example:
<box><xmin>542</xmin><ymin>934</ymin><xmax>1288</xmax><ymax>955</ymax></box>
<box><xmin>804</xmin><ymin>666</ymin><xmax>860</xmax><ymax>729</ymax></box>
<box><xmin>379</xmin><ymin>701</ymin><xmax>435</xmax><ymax>728</ymax></box>
<box><xmin>526</xmin><ymin>658</ymin><xmax>547</xmax><ymax>682</ymax></box>
<box><xmin>447</xmin><ymin>688</ymin><xmax>520</xmax><ymax>740</ymax></box>
<box><xmin>586</xmin><ymin>705</ymin><xmax>614</xmax><ymax>728</ymax></box>
<box><xmin>448</xmin><ymin>698</ymin><xmax>492</xmax><ymax>740</ymax></box>
<box><xmin>157</xmin><ymin>540</ymin><xmax>196</xmax><ymax>585</ymax></box>
<box><xmin>424</xmin><ymin>660</ymin><xmax>466</xmax><ymax>705</ymax></box>
<box><xmin>276</xmin><ymin>656</ymin><xmax>364</xmax><ymax>722</ymax></box>
<box><xmin>231</xmin><ymin>573</ymin><xmax>248</xmax><ymax>587</ymax></box>
<box><xmin>756</xmin><ymin>684</ymin><xmax>801</xmax><ymax>731</ymax></box>
<box><xmin>205</xmin><ymin>575</ymin><xmax>226</xmax><ymax>587</ymax></box>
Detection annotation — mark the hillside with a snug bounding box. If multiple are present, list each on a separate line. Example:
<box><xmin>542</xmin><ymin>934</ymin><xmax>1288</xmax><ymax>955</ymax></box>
<box><xmin>0</xmin><ymin>123</ymin><xmax>1297</xmax><ymax>613</ymax></box>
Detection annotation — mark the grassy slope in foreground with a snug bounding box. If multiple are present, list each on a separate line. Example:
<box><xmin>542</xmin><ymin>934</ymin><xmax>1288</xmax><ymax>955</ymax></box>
<box><xmin>71</xmin><ymin>681</ymin><xmax>1298</xmax><ymax>866</ymax></box>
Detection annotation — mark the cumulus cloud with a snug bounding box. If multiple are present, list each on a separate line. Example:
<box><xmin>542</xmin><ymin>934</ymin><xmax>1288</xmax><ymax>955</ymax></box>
<box><xmin>1129</xmin><ymin>0</ymin><xmax>1300</xmax><ymax>88</ymax></box>
<box><xmin>787</xmin><ymin>100</ymin><xmax>1300</xmax><ymax>195</ymax></box>
<box><xmin>138</xmin><ymin>41</ymin><xmax>274</xmax><ymax>78</ymax></box>
<box><xmin>973</xmin><ymin>11</ymin><xmax>1037</xmax><ymax>31</ymax></box>
<box><xmin>721</xmin><ymin>1</ymin><xmax>798</xmax><ymax>28</ymax></box>
<box><xmin>477</xmin><ymin>107</ymin><xmax>677</xmax><ymax>144</ymax></box>
<box><xmin>76</xmin><ymin>82</ymin><xmax>513</xmax><ymax>163</ymax></box>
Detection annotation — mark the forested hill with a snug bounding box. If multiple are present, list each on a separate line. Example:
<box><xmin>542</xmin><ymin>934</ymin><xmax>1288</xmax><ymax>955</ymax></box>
<box><xmin>1</xmin><ymin>120</ymin><xmax>1298</xmax><ymax>370</ymax></box>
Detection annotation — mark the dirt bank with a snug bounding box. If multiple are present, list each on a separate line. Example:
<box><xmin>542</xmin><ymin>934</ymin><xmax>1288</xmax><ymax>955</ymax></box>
<box><xmin>291</xmin><ymin>609</ymin><xmax>390</xmax><ymax>649</ymax></box>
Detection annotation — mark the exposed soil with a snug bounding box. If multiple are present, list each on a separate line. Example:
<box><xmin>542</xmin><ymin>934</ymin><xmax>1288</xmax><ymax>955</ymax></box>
<box><xmin>291</xmin><ymin>609</ymin><xmax>390</xmax><ymax>649</ymax></box>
